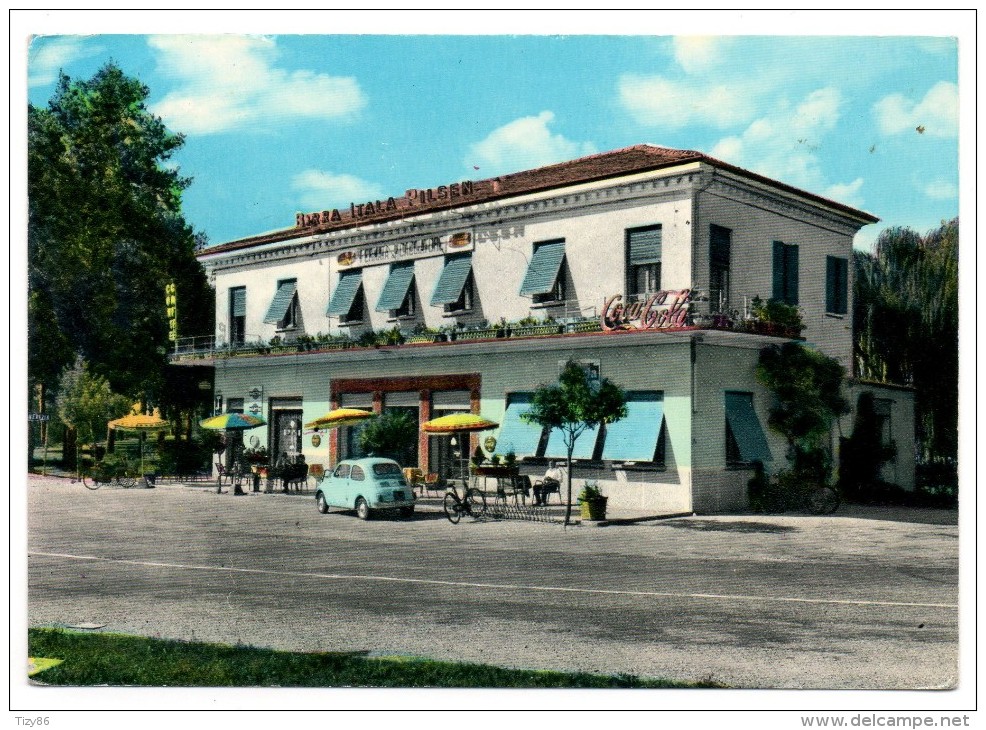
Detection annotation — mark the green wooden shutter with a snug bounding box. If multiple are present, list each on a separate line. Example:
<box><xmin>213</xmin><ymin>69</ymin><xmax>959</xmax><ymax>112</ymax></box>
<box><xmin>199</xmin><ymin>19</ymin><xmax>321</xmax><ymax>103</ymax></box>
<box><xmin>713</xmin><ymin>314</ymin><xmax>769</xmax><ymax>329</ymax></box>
<box><xmin>430</xmin><ymin>254</ymin><xmax>473</xmax><ymax>306</ymax></box>
<box><xmin>264</xmin><ymin>280</ymin><xmax>297</xmax><ymax>323</ymax></box>
<box><xmin>628</xmin><ymin>226</ymin><xmax>662</xmax><ymax>265</ymax></box>
<box><xmin>772</xmin><ymin>241</ymin><xmax>785</xmax><ymax>301</ymax></box>
<box><xmin>375</xmin><ymin>263</ymin><xmax>415</xmax><ymax>312</ymax></box>
<box><xmin>326</xmin><ymin>270</ymin><xmax>363</xmax><ymax>316</ymax></box>
<box><xmin>785</xmin><ymin>244</ymin><xmax>799</xmax><ymax>305</ymax></box>
<box><xmin>230</xmin><ymin>287</ymin><xmax>246</xmax><ymax>317</ymax></box>
<box><xmin>519</xmin><ymin>241</ymin><xmax>566</xmax><ymax>296</ymax></box>
<box><xmin>725</xmin><ymin>392</ymin><xmax>772</xmax><ymax>463</ymax></box>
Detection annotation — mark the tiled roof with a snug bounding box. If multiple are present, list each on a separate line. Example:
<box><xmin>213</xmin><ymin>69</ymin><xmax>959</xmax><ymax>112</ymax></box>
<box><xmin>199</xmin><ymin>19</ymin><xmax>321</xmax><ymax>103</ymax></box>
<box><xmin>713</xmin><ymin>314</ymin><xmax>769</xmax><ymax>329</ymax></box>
<box><xmin>201</xmin><ymin>144</ymin><xmax>878</xmax><ymax>256</ymax></box>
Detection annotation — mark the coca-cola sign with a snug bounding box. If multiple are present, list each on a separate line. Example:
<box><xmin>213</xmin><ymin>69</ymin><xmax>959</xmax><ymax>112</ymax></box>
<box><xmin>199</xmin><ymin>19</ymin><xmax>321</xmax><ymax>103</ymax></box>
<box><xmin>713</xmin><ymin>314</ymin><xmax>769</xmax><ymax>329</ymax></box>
<box><xmin>601</xmin><ymin>290</ymin><xmax>692</xmax><ymax>331</ymax></box>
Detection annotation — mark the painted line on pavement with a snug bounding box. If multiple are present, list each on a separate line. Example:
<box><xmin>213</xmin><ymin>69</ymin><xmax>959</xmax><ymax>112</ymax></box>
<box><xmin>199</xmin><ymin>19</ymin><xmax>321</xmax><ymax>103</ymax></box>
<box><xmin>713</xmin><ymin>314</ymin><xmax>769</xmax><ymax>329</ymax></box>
<box><xmin>29</xmin><ymin>551</ymin><xmax>958</xmax><ymax>610</ymax></box>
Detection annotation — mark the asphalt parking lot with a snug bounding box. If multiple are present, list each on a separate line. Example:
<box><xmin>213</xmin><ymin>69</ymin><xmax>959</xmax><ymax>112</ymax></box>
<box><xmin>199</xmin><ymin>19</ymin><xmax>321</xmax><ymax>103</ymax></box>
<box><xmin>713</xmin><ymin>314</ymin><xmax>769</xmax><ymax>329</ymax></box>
<box><xmin>25</xmin><ymin>474</ymin><xmax>959</xmax><ymax>689</ymax></box>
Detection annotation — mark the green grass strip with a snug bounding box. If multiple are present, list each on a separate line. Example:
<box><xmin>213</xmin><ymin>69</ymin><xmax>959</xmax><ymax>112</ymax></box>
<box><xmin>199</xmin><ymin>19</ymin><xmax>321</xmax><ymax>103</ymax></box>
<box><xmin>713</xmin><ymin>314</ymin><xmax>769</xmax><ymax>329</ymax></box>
<box><xmin>29</xmin><ymin>628</ymin><xmax>722</xmax><ymax>688</ymax></box>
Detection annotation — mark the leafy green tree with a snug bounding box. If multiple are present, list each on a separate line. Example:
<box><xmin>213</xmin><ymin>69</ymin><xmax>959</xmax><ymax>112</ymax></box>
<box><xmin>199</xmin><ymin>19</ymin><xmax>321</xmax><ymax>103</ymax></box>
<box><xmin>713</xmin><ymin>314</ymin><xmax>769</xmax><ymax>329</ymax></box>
<box><xmin>28</xmin><ymin>63</ymin><xmax>214</xmax><ymax>424</ymax></box>
<box><xmin>756</xmin><ymin>342</ymin><xmax>850</xmax><ymax>483</ymax></box>
<box><xmin>522</xmin><ymin>361</ymin><xmax>628</xmax><ymax>525</ymax></box>
<box><xmin>853</xmin><ymin>219</ymin><xmax>958</xmax><ymax>463</ymax></box>
<box><xmin>55</xmin><ymin>358</ymin><xmax>131</xmax><ymax>467</ymax></box>
<box><xmin>358</xmin><ymin>411</ymin><xmax>418</xmax><ymax>465</ymax></box>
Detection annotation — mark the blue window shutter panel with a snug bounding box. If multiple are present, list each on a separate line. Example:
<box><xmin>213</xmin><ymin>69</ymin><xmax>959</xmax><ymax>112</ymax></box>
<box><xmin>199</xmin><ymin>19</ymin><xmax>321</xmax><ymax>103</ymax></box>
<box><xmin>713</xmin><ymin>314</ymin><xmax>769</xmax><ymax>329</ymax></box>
<box><xmin>519</xmin><ymin>241</ymin><xmax>566</xmax><ymax>296</ymax></box>
<box><xmin>230</xmin><ymin>288</ymin><xmax>246</xmax><ymax>317</ymax></box>
<box><xmin>601</xmin><ymin>393</ymin><xmax>664</xmax><ymax>461</ymax></box>
<box><xmin>628</xmin><ymin>226</ymin><xmax>662</xmax><ymax>265</ymax></box>
<box><xmin>725</xmin><ymin>392</ymin><xmax>772</xmax><ymax>462</ymax></box>
<box><xmin>544</xmin><ymin>423</ymin><xmax>600</xmax><ymax>460</ymax></box>
<box><xmin>375</xmin><ymin>263</ymin><xmax>415</xmax><ymax>312</ymax></box>
<box><xmin>772</xmin><ymin>241</ymin><xmax>785</xmax><ymax>301</ymax></box>
<box><xmin>430</xmin><ymin>255</ymin><xmax>473</xmax><ymax>306</ymax></box>
<box><xmin>826</xmin><ymin>256</ymin><xmax>837</xmax><ymax>313</ymax></box>
<box><xmin>495</xmin><ymin>394</ymin><xmax>544</xmax><ymax>457</ymax></box>
<box><xmin>263</xmin><ymin>280</ymin><xmax>297</xmax><ymax>324</ymax></box>
<box><xmin>786</xmin><ymin>244</ymin><xmax>799</xmax><ymax>305</ymax></box>
<box><xmin>326</xmin><ymin>270</ymin><xmax>363</xmax><ymax>316</ymax></box>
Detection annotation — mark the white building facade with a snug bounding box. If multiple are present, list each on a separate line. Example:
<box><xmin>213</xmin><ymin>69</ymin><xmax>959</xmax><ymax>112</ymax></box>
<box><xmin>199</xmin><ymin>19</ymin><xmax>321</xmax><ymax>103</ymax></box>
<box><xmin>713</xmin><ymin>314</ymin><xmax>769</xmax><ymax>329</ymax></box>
<box><xmin>179</xmin><ymin>145</ymin><xmax>914</xmax><ymax>513</ymax></box>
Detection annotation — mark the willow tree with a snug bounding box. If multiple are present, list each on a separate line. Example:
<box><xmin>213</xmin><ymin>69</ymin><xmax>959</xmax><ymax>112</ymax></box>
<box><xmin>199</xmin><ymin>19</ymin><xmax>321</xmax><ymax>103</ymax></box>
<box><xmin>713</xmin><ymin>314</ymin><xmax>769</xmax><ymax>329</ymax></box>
<box><xmin>522</xmin><ymin>361</ymin><xmax>627</xmax><ymax>525</ymax></box>
<box><xmin>853</xmin><ymin>220</ymin><xmax>958</xmax><ymax>463</ymax></box>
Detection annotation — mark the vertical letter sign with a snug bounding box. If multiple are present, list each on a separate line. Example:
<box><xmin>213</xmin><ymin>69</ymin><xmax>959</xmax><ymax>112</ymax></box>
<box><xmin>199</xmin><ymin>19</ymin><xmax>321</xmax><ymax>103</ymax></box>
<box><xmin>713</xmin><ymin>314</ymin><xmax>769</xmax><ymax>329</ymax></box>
<box><xmin>165</xmin><ymin>281</ymin><xmax>178</xmax><ymax>342</ymax></box>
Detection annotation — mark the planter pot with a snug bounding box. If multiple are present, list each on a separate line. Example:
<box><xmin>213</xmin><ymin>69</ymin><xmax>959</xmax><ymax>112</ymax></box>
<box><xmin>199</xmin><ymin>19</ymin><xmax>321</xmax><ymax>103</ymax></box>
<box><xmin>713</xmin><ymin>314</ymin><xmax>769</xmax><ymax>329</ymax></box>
<box><xmin>579</xmin><ymin>496</ymin><xmax>608</xmax><ymax>521</ymax></box>
<box><xmin>510</xmin><ymin>324</ymin><xmax>563</xmax><ymax>338</ymax></box>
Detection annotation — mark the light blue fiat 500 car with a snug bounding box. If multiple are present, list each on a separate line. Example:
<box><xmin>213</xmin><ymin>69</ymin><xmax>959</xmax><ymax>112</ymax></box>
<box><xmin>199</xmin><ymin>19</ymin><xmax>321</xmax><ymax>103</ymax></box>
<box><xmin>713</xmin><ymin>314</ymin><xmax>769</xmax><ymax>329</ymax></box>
<box><xmin>315</xmin><ymin>457</ymin><xmax>416</xmax><ymax>519</ymax></box>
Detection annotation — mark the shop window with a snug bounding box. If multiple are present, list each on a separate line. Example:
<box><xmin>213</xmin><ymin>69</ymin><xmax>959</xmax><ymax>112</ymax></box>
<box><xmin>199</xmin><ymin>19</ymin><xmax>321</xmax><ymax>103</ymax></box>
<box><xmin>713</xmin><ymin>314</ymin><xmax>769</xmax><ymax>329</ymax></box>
<box><xmin>229</xmin><ymin>287</ymin><xmax>246</xmax><ymax>346</ymax></box>
<box><xmin>264</xmin><ymin>279</ymin><xmax>300</xmax><ymax>330</ymax></box>
<box><xmin>376</xmin><ymin>262</ymin><xmax>417</xmax><ymax>319</ymax></box>
<box><xmin>431</xmin><ymin>254</ymin><xmax>474</xmax><ymax>314</ymax></box>
<box><xmin>826</xmin><ymin>255</ymin><xmax>849</xmax><ymax>315</ymax></box>
<box><xmin>724</xmin><ymin>391</ymin><xmax>772</xmax><ymax>466</ymax></box>
<box><xmin>709</xmin><ymin>225</ymin><xmax>731</xmax><ymax>313</ymax></box>
<box><xmin>626</xmin><ymin>225</ymin><xmax>662</xmax><ymax>300</ymax></box>
<box><xmin>772</xmin><ymin>241</ymin><xmax>799</xmax><ymax>306</ymax></box>
<box><xmin>327</xmin><ymin>270</ymin><xmax>365</xmax><ymax>324</ymax></box>
<box><xmin>601</xmin><ymin>391</ymin><xmax>665</xmax><ymax>464</ymax></box>
<box><xmin>520</xmin><ymin>239</ymin><xmax>567</xmax><ymax>305</ymax></box>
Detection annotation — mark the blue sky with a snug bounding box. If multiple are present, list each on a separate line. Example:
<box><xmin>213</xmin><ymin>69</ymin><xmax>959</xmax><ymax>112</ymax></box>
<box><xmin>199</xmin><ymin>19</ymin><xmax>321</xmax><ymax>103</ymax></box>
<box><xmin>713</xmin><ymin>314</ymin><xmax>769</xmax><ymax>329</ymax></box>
<box><xmin>22</xmin><ymin>12</ymin><xmax>965</xmax><ymax>252</ymax></box>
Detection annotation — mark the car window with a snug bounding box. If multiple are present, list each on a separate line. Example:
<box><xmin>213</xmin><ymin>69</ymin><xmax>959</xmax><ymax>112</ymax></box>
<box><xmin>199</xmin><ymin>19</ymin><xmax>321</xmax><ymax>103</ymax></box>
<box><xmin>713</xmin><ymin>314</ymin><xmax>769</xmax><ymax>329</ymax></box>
<box><xmin>372</xmin><ymin>463</ymin><xmax>402</xmax><ymax>478</ymax></box>
<box><xmin>333</xmin><ymin>464</ymin><xmax>351</xmax><ymax>478</ymax></box>
<box><xmin>351</xmin><ymin>465</ymin><xmax>365</xmax><ymax>481</ymax></box>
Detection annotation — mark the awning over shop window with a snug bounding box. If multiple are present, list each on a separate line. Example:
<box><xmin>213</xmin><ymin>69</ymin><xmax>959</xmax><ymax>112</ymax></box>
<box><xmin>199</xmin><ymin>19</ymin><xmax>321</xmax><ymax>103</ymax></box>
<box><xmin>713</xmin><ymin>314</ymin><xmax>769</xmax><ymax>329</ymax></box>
<box><xmin>519</xmin><ymin>241</ymin><xmax>566</xmax><ymax>296</ymax></box>
<box><xmin>430</xmin><ymin>254</ymin><xmax>473</xmax><ymax>306</ymax></box>
<box><xmin>544</xmin><ymin>423</ymin><xmax>600</xmax><ymax>460</ymax></box>
<box><xmin>326</xmin><ymin>270</ymin><xmax>363</xmax><ymax>316</ymax></box>
<box><xmin>495</xmin><ymin>393</ymin><xmax>544</xmax><ymax>457</ymax></box>
<box><xmin>375</xmin><ymin>263</ymin><xmax>415</xmax><ymax>312</ymax></box>
<box><xmin>601</xmin><ymin>392</ymin><xmax>664</xmax><ymax>462</ymax></box>
<box><xmin>724</xmin><ymin>392</ymin><xmax>772</xmax><ymax>462</ymax></box>
<box><xmin>263</xmin><ymin>279</ymin><xmax>297</xmax><ymax>324</ymax></box>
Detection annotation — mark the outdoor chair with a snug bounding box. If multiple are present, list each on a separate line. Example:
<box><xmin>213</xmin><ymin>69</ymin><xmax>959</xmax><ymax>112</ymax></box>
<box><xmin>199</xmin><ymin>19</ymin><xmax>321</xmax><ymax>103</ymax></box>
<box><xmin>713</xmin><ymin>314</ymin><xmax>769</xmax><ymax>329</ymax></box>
<box><xmin>423</xmin><ymin>472</ymin><xmax>446</xmax><ymax>496</ymax></box>
<box><xmin>215</xmin><ymin>462</ymin><xmax>234</xmax><ymax>487</ymax></box>
<box><xmin>532</xmin><ymin>477</ymin><xmax>562</xmax><ymax>504</ymax></box>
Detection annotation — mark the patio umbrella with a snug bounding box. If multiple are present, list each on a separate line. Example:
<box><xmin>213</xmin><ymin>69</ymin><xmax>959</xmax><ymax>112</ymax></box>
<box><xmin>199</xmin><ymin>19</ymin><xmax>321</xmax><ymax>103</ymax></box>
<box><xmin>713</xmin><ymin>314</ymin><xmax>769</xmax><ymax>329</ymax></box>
<box><xmin>200</xmin><ymin>413</ymin><xmax>267</xmax><ymax>493</ymax></box>
<box><xmin>304</xmin><ymin>408</ymin><xmax>375</xmax><ymax>432</ymax></box>
<box><xmin>422</xmin><ymin>413</ymin><xmax>499</xmax><ymax>484</ymax></box>
<box><xmin>421</xmin><ymin>413</ymin><xmax>498</xmax><ymax>434</ymax></box>
<box><xmin>108</xmin><ymin>414</ymin><xmax>169</xmax><ymax>478</ymax></box>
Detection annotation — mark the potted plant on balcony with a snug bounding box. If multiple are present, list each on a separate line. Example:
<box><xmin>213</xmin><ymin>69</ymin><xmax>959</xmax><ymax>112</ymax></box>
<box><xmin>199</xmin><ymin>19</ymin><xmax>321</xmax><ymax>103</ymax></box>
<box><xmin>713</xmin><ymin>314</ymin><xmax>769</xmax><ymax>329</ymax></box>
<box><xmin>577</xmin><ymin>481</ymin><xmax>608</xmax><ymax>521</ymax></box>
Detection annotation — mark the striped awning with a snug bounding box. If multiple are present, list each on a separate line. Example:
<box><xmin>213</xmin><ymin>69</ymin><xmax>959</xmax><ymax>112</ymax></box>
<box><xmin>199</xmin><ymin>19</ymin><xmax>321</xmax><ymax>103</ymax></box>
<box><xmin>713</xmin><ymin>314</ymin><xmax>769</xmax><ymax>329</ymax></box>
<box><xmin>375</xmin><ymin>263</ymin><xmax>415</xmax><ymax>312</ymax></box>
<box><xmin>519</xmin><ymin>241</ymin><xmax>565</xmax><ymax>296</ymax></box>
<box><xmin>725</xmin><ymin>392</ymin><xmax>772</xmax><ymax>462</ymax></box>
<box><xmin>430</xmin><ymin>254</ymin><xmax>473</xmax><ymax>306</ymax></box>
<box><xmin>601</xmin><ymin>392</ymin><xmax>664</xmax><ymax>462</ymax></box>
<box><xmin>326</xmin><ymin>270</ymin><xmax>363</xmax><ymax>316</ymax></box>
<box><xmin>263</xmin><ymin>279</ymin><xmax>297</xmax><ymax>324</ymax></box>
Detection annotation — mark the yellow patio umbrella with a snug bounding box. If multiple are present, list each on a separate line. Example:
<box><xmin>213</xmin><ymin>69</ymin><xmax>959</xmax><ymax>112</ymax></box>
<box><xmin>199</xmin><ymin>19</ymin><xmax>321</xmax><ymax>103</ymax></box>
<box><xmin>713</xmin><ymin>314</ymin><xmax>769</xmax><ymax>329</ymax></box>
<box><xmin>422</xmin><ymin>413</ymin><xmax>499</xmax><ymax>484</ymax></box>
<box><xmin>304</xmin><ymin>408</ymin><xmax>375</xmax><ymax>432</ymax></box>
<box><xmin>108</xmin><ymin>414</ymin><xmax>170</xmax><ymax>477</ymax></box>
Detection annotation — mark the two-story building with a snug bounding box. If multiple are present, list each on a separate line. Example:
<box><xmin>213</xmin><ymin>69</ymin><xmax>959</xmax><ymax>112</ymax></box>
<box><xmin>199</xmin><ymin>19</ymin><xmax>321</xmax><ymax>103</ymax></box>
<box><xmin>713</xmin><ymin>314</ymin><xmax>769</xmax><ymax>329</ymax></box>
<box><xmin>178</xmin><ymin>144</ymin><xmax>914</xmax><ymax>513</ymax></box>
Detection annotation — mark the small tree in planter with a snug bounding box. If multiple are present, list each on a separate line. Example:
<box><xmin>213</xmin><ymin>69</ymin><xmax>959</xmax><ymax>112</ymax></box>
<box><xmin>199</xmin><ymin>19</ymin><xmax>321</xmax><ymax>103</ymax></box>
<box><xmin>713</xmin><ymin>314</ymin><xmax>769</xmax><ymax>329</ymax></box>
<box><xmin>522</xmin><ymin>360</ymin><xmax>627</xmax><ymax>525</ymax></box>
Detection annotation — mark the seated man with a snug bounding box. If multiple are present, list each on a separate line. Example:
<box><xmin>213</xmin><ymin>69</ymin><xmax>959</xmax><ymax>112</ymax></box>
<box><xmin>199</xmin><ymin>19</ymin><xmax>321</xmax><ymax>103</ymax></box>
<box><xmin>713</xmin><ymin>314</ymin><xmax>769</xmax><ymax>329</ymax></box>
<box><xmin>534</xmin><ymin>461</ymin><xmax>565</xmax><ymax>505</ymax></box>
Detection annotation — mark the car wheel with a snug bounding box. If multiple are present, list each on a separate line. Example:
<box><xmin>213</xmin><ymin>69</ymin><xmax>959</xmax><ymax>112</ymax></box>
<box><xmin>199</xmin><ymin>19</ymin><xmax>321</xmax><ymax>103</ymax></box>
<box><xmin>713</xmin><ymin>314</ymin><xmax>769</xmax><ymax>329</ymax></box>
<box><xmin>399</xmin><ymin>506</ymin><xmax>415</xmax><ymax>518</ymax></box>
<box><xmin>355</xmin><ymin>497</ymin><xmax>371</xmax><ymax>520</ymax></box>
<box><xmin>316</xmin><ymin>491</ymin><xmax>329</xmax><ymax>514</ymax></box>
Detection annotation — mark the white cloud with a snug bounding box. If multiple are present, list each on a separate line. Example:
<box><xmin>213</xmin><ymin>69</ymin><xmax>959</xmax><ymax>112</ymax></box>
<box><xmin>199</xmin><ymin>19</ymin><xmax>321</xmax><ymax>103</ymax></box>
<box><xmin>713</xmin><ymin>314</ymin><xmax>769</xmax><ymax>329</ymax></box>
<box><xmin>873</xmin><ymin>81</ymin><xmax>958</xmax><ymax>138</ymax></box>
<box><xmin>148</xmin><ymin>35</ymin><xmax>366</xmax><ymax>135</ymax></box>
<box><xmin>291</xmin><ymin>169</ymin><xmax>384</xmax><ymax>211</ymax></box>
<box><xmin>618</xmin><ymin>74</ymin><xmax>757</xmax><ymax>130</ymax></box>
<box><xmin>824</xmin><ymin>178</ymin><xmax>865</xmax><ymax>208</ymax></box>
<box><xmin>710</xmin><ymin>87</ymin><xmax>844</xmax><ymax>191</ymax></box>
<box><xmin>465</xmin><ymin>111</ymin><xmax>596</xmax><ymax>175</ymax></box>
<box><xmin>28</xmin><ymin>36</ymin><xmax>98</xmax><ymax>87</ymax></box>
<box><xmin>924</xmin><ymin>179</ymin><xmax>958</xmax><ymax>200</ymax></box>
<box><xmin>672</xmin><ymin>36</ymin><xmax>727</xmax><ymax>74</ymax></box>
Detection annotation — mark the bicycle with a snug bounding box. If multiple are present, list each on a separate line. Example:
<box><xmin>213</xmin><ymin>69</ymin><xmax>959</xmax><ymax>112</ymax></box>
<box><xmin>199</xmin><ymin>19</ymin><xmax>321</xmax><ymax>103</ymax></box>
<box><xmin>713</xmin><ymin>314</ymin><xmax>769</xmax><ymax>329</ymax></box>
<box><xmin>801</xmin><ymin>483</ymin><xmax>841</xmax><ymax>515</ymax></box>
<box><xmin>442</xmin><ymin>480</ymin><xmax>487</xmax><ymax>524</ymax></box>
<box><xmin>72</xmin><ymin>459</ymin><xmax>140</xmax><ymax>490</ymax></box>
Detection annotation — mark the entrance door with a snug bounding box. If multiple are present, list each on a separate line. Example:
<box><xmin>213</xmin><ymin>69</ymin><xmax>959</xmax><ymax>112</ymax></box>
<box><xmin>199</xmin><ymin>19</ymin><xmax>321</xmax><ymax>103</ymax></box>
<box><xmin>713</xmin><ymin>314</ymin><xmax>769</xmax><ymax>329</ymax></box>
<box><xmin>272</xmin><ymin>410</ymin><xmax>303</xmax><ymax>462</ymax></box>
